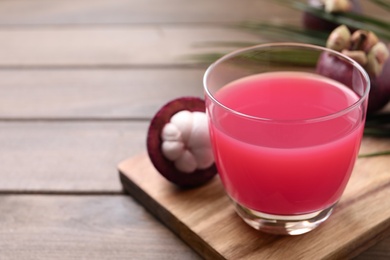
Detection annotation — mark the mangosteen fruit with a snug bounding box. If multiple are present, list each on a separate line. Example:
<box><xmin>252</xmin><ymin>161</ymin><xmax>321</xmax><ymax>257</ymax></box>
<box><xmin>316</xmin><ymin>25</ymin><xmax>390</xmax><ymax>113</ymax></box>
<box><xmin>147</xmin><ymin>97</ymin><xmax>217</xmax><ymax>188</ymax></box>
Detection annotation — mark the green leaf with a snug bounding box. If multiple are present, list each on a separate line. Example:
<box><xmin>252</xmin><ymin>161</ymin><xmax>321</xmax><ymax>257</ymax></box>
<box><xmin>190</xmin><ymin>48</ymin><xmax>320</xmax><ymax>67</ymax></box>
<box><xmin>359</xmin><ymin>150</ymin><xmax>390</xmax><ymax>158</ymax></box>
<box><xmin>239</xmin><ymin>22</ymin><xmax>328</xmax><ymax>46</ymax></box>
<box><xmin>364</xmin><ymin>127</ymin><xmax>390</xmax><ymax>137</ymax></box>
<box><xmin>366</xmin><ymin>112</ymin><xmax>390</xmax><ymax>125</ymax></box>
<box><xmin>238</xmin><ymin>48</ymin><xmax>319</xmax><ymax>67</ymax></box>
<box><xmin>188</xmin><ymin>53</ymin><xmax>226</xmax><ymax>64</ymax></box>
<box><xmin>369</xmin><ymin>0</ymin><xmax>390</xmax><ymax>12</ymax></box>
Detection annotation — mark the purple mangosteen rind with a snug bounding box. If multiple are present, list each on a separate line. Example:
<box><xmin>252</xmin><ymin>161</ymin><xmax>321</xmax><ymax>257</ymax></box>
<box><xmin>303</xmin><ymin>12</ymin><xmax>340</xmax><ymax>32</ymax></box>
<box><xmin>316</xmin><ymin>52</ymin><xmax>354</xmax><ymax>88</ymax></box>
<box><xmin>316</xmin><ymin>50</ymin><xmax>390</xmax><ymax>114</ymax></box>
<box><xmin>147</xmin><ymin>97</ymin><xmax>217</xmax><ymax>188</ymax></box>
<box><xmin>368</xmin><ymin>58</ymin><xmax>390</xmax><ymax>113</ymax></box>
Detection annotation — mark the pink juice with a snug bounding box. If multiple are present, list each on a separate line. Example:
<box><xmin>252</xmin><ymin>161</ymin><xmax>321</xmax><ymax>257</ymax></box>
<box><xmin>208</xmin><ymin>72</ymin><xmax>364</xmax><ymax>215</ymax></box>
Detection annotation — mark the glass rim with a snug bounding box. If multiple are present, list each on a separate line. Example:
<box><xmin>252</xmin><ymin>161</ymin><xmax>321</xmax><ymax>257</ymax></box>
<box><xmin>203</xmin><ymin>42</ymin><xmax>371</xmax><ymax>123</ymax></box>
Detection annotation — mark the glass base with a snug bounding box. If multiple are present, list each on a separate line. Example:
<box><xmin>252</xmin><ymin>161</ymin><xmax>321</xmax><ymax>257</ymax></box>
<box><xmin>233</xmin><ymin>201</ymin><xmax>335</xmax><ymax>235</ymax></box>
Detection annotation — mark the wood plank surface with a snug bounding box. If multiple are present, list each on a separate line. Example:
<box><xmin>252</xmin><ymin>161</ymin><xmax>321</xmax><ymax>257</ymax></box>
<box><xmin>119</xmin><ymin>134</ymin><xmax>390</xmax><ymax>259</ymax></box>
<box><xmin>0</xmin><ymin>0</ymin><xmax>385</xmax><ymax>68</ymax></box>
<box><xmin>0</xmin><ymin>0</ymin><xmax>296</xmax><ymax>25</ymax></box>
<box><xmin>0</xmin><ymin>26</ymin><xmax>261</xmax><ymax>67</ymax></box>
<box><xmin>0</xmin><ymin>69</ymin><xmax>204</xmax><ymax>119</ymax></box>
<box><xmin>0</xmin><ymin>0</ymin><xmax>388</xmax><ymax>258</ymax></box>
<box><xmin>0</xmin><ymin>122</ymin><xmax>148</xmax><ymax>192</ymax></box>
<box><xmin>0</xmin><ymin>0</ymin><xmax>385</xmax><ymax>25</ymax></box>
<box><xmin>0</xmin><ymin>195</ymin><xmax>200</xmax><ymax>260</ymax></box>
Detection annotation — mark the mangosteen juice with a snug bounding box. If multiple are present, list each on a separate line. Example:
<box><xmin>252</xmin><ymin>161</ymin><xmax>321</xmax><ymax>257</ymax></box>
<box><xmin>207</xmin><ymin>71</ymin><xmax>364</xmax><ymax>215</ymax></box>
<box><xmin>204</xmin><ymin>43</ymin><xmax>369</xmax><ymax>235</ymax></box>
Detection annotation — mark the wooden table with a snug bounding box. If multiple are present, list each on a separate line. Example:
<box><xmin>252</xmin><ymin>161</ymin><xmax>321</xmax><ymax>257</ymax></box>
<box><xmin>0</xmin><ymin>1</ymin><xmax>388</xmax><ymax>259</ymax></box>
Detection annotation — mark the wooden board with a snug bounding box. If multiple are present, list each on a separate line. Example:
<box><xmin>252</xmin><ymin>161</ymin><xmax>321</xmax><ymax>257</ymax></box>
<box><xmin>119</xmin><ymin>137</ymin><xmax>390</xmax><ymax>259</ymax></box>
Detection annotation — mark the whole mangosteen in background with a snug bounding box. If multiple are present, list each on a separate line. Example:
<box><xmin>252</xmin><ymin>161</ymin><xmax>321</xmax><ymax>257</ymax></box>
<box><xmin>303</xmin><ymin>0</ymin><xmax>362</xmax><ymax>32</ymax></box>
<box><xmin>316</xmin><ymin>25</ymin><xmax>390</xmax><ymax>113</ymax></box>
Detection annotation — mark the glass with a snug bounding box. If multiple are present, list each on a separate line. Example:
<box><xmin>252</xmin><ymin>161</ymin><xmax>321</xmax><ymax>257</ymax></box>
<box><xmin>203</xmin><ymin>43</ymin><xmax>370</xmax><ymax>235</ymax></box>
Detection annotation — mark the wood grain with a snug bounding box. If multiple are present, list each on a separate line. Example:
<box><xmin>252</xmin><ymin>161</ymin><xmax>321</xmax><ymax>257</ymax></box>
<box><xmin>0</xmin><ymin>195</ymin><xmax>200</xmax><ymax>260</ymax></box>
<box><xmin>0</xmin><ymin>0</ymin><xmax>297</xmax><ymax>25</ymax></box>
<box><xmin>0</xmin><ymin>69</ymin><xmax>205</xmax><ymax>119</ymax></box>
<box><xmin>357</xmin><ymin>236</ymin><xmax>390</xmax><ymax>260</ymax></box>
<box><xmin>0</xmin><ymin>0</ymin><xmax>385</xmax><ymax>26</ymax></box>
<box><xmin>119</xmin><ymin>135</ymin><xmax>390</xmax><ymax>259</ymax></box>
<box><xmin>0</xmin><ymin>26</ymin><xmax>261</xmax><ymax>67</ymax></box>
<box><xmin>0</xmin><ymin>0</ymin><xmax>384</xmax><ymax>69</ymax></box>
<box><xmin>0</xmin><ymin>122</ymin><xmax>148</xmax><ymax>192</ymax></box>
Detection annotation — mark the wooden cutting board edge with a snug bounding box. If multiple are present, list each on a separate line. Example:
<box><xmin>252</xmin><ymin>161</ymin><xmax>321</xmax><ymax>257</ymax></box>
<box><xmin>342</xmin><ymin>224</ymin><xmax>390</xmax><ymax>260</ymax></box>
<box><xmin>119</xmin><ymin>169</ymin><xmax>224</xmax><ymax>260</ymax></box>
<box><xmin>118</xmin><ymin>153</ymin><xmax>390</xmax><ymax>260</ymax></box>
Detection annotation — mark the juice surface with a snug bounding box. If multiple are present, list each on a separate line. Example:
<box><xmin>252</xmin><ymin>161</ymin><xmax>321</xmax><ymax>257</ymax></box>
<box><xmin>208</xmin><ymin>72</ymin><xmax>364</xmax><ymax>215</ymax></box>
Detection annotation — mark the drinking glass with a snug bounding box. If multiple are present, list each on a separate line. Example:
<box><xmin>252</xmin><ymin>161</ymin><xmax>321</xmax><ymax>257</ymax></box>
<box><xmin>203</xmin><ymin>43</ymin><xmax>370</xmax><ymax>235</ymax></box>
